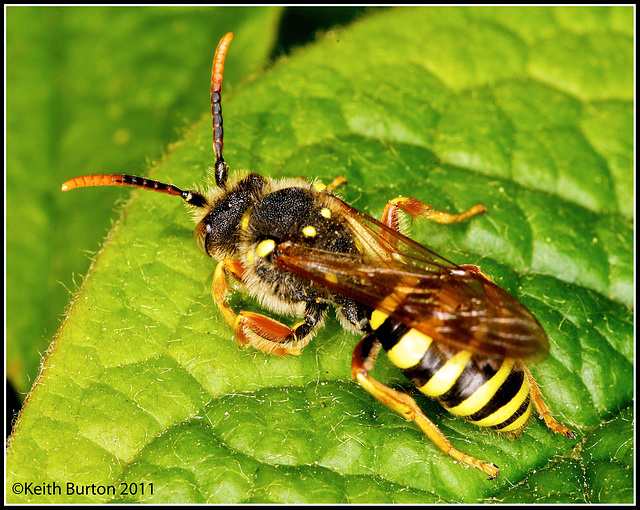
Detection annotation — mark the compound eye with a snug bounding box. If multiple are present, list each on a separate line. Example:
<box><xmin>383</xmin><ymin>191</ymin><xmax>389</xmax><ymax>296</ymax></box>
<box><xmin>194</xmin><ymin>220</ymin><xmax>211</xmax><ymax>257</ymax></box>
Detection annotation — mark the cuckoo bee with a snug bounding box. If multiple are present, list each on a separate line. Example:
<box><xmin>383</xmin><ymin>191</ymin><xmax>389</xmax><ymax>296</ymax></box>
<box><xmin>62</xmin><ymin>32</ymin><xmax>576</xmax><ymax>478</ymax></box>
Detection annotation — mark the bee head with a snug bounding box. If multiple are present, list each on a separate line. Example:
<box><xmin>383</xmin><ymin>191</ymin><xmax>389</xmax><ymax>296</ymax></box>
<box><xmin>194</xmin><ymin>172</ymin><xmax>267</xmax><ymax>260</ymax></box>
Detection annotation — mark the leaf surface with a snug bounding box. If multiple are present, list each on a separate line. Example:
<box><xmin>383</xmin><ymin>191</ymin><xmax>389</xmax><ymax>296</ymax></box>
<box><xmin>7</xmin><ymin>6</ymin><xmax>633</xmax><ymax>503</ymax></box>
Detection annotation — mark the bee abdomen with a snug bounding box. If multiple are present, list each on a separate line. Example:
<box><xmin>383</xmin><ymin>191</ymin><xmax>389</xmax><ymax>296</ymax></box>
<box><xmin>371</xmin><ymin>310</ymin><xmax>532</xmax><ymax>434</ymax></box>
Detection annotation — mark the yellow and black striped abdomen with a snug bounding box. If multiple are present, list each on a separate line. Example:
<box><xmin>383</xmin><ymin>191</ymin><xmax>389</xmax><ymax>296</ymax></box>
<box><xmin>370</xmin><ymin>310</ymin><xmax>532</xmax><ymax>434</ymax></box>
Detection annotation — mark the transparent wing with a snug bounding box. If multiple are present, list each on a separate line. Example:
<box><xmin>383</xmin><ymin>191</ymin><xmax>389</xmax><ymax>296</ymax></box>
<box><xmin>273</xmin><ymin>199</ymin><xmax>548</xmax><ymax>362</ymax></box>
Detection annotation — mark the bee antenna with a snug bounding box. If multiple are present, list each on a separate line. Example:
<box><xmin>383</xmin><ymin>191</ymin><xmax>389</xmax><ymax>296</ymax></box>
<box><xmin>61</xmin><ymin>174</ymin><xmax>209</xmax><ymax>208</ymax></box>
<box><xmin>211</xmin><ymin>32</ymin><xmax>233</xmax><ymax>189</ymax></box>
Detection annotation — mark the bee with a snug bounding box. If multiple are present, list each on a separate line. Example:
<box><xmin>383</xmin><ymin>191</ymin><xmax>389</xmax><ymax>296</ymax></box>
<box><xmin>62</xmin><ymin>32</ymin><xmax>576</xmax><ymax>479</ymax></box>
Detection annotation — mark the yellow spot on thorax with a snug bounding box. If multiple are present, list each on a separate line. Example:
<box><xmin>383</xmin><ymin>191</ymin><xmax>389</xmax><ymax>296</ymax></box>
<box><xmin>302</xmin><ymin>225</ymin><xmax>317</xmax><ymax>237</ymax></box>
<box><xmin>256</xmin><ymin>239</ymin><xmax>276</xmax><ymax>258</ymax></box>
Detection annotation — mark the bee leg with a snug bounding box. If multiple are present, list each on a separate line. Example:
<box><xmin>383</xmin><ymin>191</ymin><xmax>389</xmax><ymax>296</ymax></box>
<box><xmin>233</xmin><ymin>302</ymin><xmax>327</xmax><ymax>356</ymax></box>
<box><xmin>458</xmin><ymin>264</ymin><xmax>492</xmax><ymax>280</ymax></box>
<box><xmin>352</xmin><ymin>334</ymin><xmax>500</xmax><ymax>479</ymax></box>
<box><xmin>315</xmin><ymin>175</ymin><xmax>347</xmax><ymax>192</ymax></box>
<box><xmin>381</xmin><ymin>196</ymin><xmax>487</xmax><ymax>232</ymax></box>
<box><xmin>522</xmin><ymin>363</ymin><xmax>576</xmax><ymax>439</ymax></box>
<box><xmin>326</xmin><ymin>175</ymin><xmax>347</xmax><ymax>191</ymax></box>
<box><xmin>213</xmin><ymin>258</ymin><xmax>247</xmax><ymax>328</ymax></box>
<box><xmin>213</xmin><ymin>260</ymin><xmax>326</xmax><ymax>355</ymax></box>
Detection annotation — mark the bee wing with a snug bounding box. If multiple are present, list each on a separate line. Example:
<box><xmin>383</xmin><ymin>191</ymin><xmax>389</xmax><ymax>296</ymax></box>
<box><xmin>274</xmin><ymin>199</ymin><xmax>549</xmax><ymax>362</ymax></box>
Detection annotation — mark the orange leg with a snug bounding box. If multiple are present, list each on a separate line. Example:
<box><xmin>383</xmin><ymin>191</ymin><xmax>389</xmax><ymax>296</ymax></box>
<box><xmin>458</xmin><ymin>263</ymin><xmax>492</xmax><ymax>280</ymax></box>
<box><xmin>381</xmin><ymin>196</ymin><xmax>487</xmax><ymax>232</ymax></box>
<box><xmin>522</xmin><ymin>363</ymin><xmax>576</xmax><ymax>439</ymax></box>
<box><xmin>351</xmin><ymin>335</ymin><xmax>499</xmax><ymax>479</ymax></box>
<box><xmin>213</xmin><ymin>258</ymin><xmax>246</xmax><ymax>328</ymax></box>
<box><xmin>315</xmin><ymin>175</ymin><xmax>347</xmax><ymax>193</ymax></box>
<box><xmin>326</xmin><ymin>175</ymin><xmax>347</xmax><ymax>191</ymax></box>
<box><xmin>213</xmin><ymin>259</ymin><xmax>325</xmax><ymax>356</ymax></box>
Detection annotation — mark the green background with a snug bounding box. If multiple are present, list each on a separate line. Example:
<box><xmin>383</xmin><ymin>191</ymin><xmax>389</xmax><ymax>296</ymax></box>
<box><xmin>6</xmin><ymin>6</ymin><xmax>633</xmax><ymax>503</ymax></box>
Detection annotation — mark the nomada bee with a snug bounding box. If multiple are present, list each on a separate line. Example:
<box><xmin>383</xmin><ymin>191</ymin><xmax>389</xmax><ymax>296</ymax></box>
<box><xmin>62</xmin><ymin>32</ymin><xmax>576</xmax><ymax>478</ymax></box>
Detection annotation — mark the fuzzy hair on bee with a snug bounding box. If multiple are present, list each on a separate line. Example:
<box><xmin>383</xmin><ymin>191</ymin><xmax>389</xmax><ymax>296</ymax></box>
<box><xmin>191</xmin><ymin>169</ymin><xmax>368</xmax><ymax>352</ymax></box>
<box><xmin>61</xmin><ymin>32</ymin><xmax>576</xmax><ymax>479</ymax></box>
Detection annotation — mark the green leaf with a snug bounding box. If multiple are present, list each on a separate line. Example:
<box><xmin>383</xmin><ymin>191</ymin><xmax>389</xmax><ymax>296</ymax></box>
<box><xmin>7</xmin><ymin>6</ymin><xmax>632</xmax><ymax>504</ymax></box>
<box><xmin>6</xmin><ymin>6</ymin><xmax>283</xmax><ymax>395</ymax></box>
